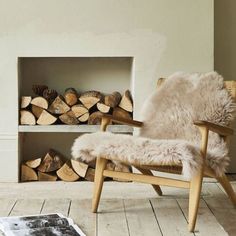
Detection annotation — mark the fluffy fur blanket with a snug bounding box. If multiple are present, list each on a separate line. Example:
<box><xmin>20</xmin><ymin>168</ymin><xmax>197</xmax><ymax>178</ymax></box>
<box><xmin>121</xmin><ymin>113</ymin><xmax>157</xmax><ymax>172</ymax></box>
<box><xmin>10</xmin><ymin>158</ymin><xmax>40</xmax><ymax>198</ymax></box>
<box><xmin>71</xmin><ymin>72</ymin><xmax>235</xmax><ymax>179</ymax></box>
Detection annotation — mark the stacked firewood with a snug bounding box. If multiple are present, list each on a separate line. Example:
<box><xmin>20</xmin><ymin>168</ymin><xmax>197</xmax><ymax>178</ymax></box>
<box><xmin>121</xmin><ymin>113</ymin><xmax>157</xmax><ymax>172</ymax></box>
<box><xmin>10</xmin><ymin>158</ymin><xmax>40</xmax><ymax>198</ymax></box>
<box><xmin>21</xmin><ymin>149</ymin><xmax>132</xmax><ymax>182</ymax></box>
<box><xmin>20</xmin><ymin>85</ymin><xmax>133</xmax><ymax>125</ymax></box>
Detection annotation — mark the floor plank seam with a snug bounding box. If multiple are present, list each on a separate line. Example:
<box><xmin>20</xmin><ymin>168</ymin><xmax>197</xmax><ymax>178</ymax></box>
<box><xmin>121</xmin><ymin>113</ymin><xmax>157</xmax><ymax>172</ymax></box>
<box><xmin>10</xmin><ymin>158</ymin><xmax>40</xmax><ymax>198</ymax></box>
<box><xmin>149</xmin><ymin>199</ymin><xmax>164</xmax><ymax>236</ymax></box>
<box><xmin>39</xmin><ymin>199</ymin><xmax>46</xmax><ymax>214</ymax></box>
<box><xmin>122</xmin><ymin>199</ymin><xmax>131</xmax><ymax>236</ymax></box>
<box><xmin>67</xmin><ymin>199</ymin><xmax>72</xmax><ymax>217</ymax></box>
<box><xmin>7</xmin><ymin>200</ymin><xmax>17</xmax><ymax>216</ymax></box>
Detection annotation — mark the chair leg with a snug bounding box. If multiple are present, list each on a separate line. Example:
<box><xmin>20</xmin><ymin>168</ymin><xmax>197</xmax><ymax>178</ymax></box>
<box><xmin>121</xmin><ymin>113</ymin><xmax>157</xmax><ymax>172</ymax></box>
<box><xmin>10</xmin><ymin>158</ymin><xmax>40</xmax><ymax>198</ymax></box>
<box><xmin>188</xmin><ymin>169</ymin><xmax>204</xmax><ymax>232</ymax></box>
<box><xmin>92</xmin><ymin>157</ymin><xmax>108</xmax><ymax>213</ymax></box>
<box><xmin>136</xmin><ymin>167</ymin><xmax>162</xmax><ymax>196</ymax></box>
<box><xmin>217</xmin><ymin>174</ymin><xmax>236</xmax><ymax>206</ymax></box>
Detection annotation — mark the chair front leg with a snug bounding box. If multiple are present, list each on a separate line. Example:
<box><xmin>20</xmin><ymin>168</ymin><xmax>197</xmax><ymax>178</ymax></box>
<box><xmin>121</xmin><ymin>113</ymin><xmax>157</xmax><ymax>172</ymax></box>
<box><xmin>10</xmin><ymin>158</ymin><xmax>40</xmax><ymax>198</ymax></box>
<box><xmin>92</xmin><ymin>157</ymin><xmax>108</xmax><ymax>213</ymax></box>
<box><xmin>188</xmin><ymin>167</ymin><xmax>204</xmax><ymax>232</ymax></box>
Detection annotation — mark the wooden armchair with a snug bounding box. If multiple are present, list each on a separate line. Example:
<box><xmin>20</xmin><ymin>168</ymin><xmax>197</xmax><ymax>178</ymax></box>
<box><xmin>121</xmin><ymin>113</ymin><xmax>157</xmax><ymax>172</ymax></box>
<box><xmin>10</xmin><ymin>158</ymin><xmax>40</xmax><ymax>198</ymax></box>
<box><xmin>92</xmin><ymin>79</ymin><xmax>236</xmax><ymax>232</ymax></box>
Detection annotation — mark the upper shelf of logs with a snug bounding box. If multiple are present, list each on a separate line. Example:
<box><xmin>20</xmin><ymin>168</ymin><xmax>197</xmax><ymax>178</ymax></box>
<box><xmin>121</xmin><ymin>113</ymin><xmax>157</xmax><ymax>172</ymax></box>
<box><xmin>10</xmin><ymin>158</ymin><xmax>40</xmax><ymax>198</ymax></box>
<box><xmin>20</xmin><ymin>85</ymin><xmax>133</xmax><ymax>126</ymax></box>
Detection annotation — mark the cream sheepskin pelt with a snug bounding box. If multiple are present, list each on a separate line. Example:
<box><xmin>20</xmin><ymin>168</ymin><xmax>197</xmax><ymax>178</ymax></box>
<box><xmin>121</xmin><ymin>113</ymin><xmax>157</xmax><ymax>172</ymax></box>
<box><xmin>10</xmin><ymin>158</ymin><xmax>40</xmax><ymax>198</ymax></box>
<box><xmin>71</xmin><ymin>72</ymin><xmax>235</xmax><ymax>179</ymax></box>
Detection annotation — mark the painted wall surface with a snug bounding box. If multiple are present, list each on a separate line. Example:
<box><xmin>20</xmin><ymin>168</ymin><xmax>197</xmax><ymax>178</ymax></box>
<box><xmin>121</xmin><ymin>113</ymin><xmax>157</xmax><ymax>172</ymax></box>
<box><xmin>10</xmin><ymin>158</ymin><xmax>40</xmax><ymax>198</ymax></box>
<box><xmin>0</xmin><ymin>0</ymin><xmax>213</xmax><ymax>181</ymax></box>
<box><xmin>215</xmin><ymin>0</ymin><xmax>236</xmax><ymax>172</ymax></box>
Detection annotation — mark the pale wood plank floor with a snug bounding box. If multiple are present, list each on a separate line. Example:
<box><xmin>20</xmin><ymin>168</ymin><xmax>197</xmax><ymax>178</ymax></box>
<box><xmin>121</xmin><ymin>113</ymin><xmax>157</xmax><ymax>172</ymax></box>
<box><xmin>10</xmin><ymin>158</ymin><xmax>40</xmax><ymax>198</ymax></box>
<box><xmin>0</xmin><ymin>176</ymin><xmax>235</xmax><ymax>236</ymax></box>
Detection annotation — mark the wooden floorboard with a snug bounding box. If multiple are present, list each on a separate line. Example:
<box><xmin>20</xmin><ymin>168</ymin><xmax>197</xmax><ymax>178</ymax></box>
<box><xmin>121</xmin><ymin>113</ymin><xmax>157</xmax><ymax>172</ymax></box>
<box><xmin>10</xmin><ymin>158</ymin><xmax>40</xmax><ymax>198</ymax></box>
<box><xmin>69</xmin><ymin>199</ymin><xmax>96</xmax><ymax>236</ymax></box>
<box><xmin>41</xmin><ymin>198</ymin><xmax>71</xmax><ymax>216</ymax></box>
<box><xmin>123</xmin><ymin>199</ymin><xmax>162</xmax><ymax>236</ymax></box>
<box><xmin>0</xmin><ymin>199</ymin><xmax>16</xmax><ymax>217</ymax></box>
<box><xmin>177</xmin><ymin>199</ymin><xmax>228</xmax><ymax>236</ymax></box>
<box><xmin>151</xmin><ymin>198</ymin><xmax>194</xmax><ymax>236</ymax></box>
<box><xmin>97</xmin><ymin>199</ymin><xmax>129</xmax><ymax>236</ymax></box>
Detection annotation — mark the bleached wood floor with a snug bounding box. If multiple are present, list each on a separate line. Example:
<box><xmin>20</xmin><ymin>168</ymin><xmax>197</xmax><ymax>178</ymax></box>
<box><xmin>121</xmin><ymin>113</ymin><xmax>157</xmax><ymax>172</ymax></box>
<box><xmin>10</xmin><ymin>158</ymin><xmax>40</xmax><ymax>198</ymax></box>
<box><xmin>0</xmin><ymin>175</ymin><xmax>235</xmax><ymax>236</ymax></box>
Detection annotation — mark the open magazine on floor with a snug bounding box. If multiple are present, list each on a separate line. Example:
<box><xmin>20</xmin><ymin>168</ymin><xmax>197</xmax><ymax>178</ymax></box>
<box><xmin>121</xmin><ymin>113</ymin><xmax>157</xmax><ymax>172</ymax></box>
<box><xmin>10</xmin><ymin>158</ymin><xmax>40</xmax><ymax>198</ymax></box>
<box><xmin>0</xmin><ymin>213</ymin><xmax>85</xmax><ymax>236</ymax></box>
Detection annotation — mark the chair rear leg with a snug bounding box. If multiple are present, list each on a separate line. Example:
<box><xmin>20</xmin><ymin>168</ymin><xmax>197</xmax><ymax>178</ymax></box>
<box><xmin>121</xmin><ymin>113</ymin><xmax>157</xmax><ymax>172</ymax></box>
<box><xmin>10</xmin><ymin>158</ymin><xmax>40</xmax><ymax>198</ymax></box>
<box><xmin>136</xmin><ymin>167</ymin><xmax>162</xmax><ymax>196</ymax></box>
<box><xmin>92</xmin><ymin>157</ymin><xmax>108</xmax><ymax>213</ymax></box>
<box><xmin>217</xmin><ymin>174</ymin><xmax>236</xmax><ymax>206</ymax></box>
<box><xmin>188</xmin><ymin>169</ymin><xmax>204</xmax><ymax>232</ymax></box>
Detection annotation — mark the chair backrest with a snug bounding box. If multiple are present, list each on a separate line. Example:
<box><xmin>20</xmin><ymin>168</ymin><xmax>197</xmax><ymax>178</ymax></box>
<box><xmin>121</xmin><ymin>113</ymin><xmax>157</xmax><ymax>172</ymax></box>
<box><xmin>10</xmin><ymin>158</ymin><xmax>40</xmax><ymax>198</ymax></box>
<box><xmin>138</xmin><ymin>72</ymin><xmax>235</xmax><ymax>154</ymax></box>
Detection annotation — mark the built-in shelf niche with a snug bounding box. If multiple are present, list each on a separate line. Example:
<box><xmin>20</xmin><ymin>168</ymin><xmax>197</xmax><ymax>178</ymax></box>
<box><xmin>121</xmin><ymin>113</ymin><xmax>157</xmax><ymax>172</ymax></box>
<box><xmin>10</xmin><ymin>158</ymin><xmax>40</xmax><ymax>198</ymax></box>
<box><xmin>18</xmin><ymin>56</ymin><xmax>134</xmax><ymax>168</ymax></box>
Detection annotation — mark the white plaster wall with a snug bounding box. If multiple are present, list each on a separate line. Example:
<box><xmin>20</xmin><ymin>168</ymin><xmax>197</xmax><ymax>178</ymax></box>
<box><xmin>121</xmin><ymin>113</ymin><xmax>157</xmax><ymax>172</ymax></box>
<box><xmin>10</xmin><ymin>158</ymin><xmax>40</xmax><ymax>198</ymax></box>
<box><xmin>0</xmin><ymin>0</ymin><xmax>213</xmax><ymax>182</ymax></box>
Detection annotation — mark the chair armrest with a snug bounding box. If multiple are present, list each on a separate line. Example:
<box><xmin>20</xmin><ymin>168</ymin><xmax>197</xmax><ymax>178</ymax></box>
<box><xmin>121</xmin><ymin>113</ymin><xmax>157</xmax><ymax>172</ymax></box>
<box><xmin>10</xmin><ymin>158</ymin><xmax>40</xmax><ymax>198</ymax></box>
<box><xmin>194</xmin><ymin>120</ymin><xmax>234</xmax><ymax>136</ymax></box>
<box><xmin>101</xmin><ymin>114</ymin><xmax>143</xmax><ymax>128</ymax></box>
<box><xmin>100</xmin><ymin>114</ymin><xmax>143</xmax><ymax>131</ymax></box>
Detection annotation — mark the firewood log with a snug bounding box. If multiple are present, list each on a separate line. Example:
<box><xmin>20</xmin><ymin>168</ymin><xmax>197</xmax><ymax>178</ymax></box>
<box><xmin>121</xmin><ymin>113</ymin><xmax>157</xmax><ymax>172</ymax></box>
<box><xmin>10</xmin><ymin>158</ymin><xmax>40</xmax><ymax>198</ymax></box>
<box><xmin>112</xmin><ymin>107</ymin><xmax>132</xmax><ymax>122</ymax></box>
<box><xmin>104</xmin><ymin>91</ymin><xmax>122</xmax><ymax>108</ymax></box>
<box><xmin>113</xmin><ymin>164</ymin><xmax>132</xmax><ymax>182</ymax></box>
<box><xmin>32</xmin><ymin>85</ymin><xmax>48</xmax><ymax>96</ymax></box>
<box><xmin>43</xmin><ymin>89</ymin><xmax>58</xmax><ymax>103</ymax></box>
<box><xmin>25</xmin><ymin>158</ymin><xmax>41</xmax><ymax>169</ymax></box>
<box><xmin>20</xmin><ymin>110</ymin><xmax>36</xmax><ymax>125</ymax></box>
<box><xmin>56</xmin><ymin>161</ymin><xmax>80</xmax><ymax>182</ymax></box>
<box><xmin>31</xmin><ymin>105</ymin><xmax>44</xmax><ymax>119</ymax></box>
<box><xmin>31</xmin><ymin>97</ymin><xmax>49</xmax><ymax>109</ymax></box>
<box><xmin>38</xmin><ymin>149</ymin><xmax>64</xmax><ymax>172</ymax></box>
<box><xmin>79</xmin><ymin>91</ymin><xmax>102</xmax><ymax>109</ymax></box>
<box><xmin>71</xmin><ymin>104</ymin><xmax>88</xmax><ymax>117</ymax></box>
<box><xmin>21</xmin><ymin>96</ymin><xmax>32</xmax><ymax>109</ymax></box>
<box><xmin>119</xmin><ymin>90</ymin><xmax>133</xmax><ymax>112</ymax></box>
<box><xmin>21</xmin><ymin>164</ymin><xmax>38</xmax><ymax>181</ymax></box>
<box><xmin>38</xmin><ymin>171</ymin><xmax>57</xmax><ymax>181</ymax></box>
<box><xmin>59</xmin><ymin>111</ymin><xmax>79</xmax><ymax>125</ymax></box>
<box><xmin>97</xmin><ymin>102</ymin><xmax>110</xmax><ymax>113</ymax></box>
<box><xmin>37</xmin><ymin>110</ymin><xmax>57</xmax><ymax>125</ymax></box>
<box><xmin>106</xmin><ymin>161</ymin><xmax>116</xmax><ymax>171</ymax></box>
<box><xmin>64</xmin><ymin>88</ymin><xmax>78</xmax><ymax>106</ymax></box>
<box><xmin>84</xmin><ymin>168</ymin><xmax>95</xmax><ymax>181</ymax></box>
<box><xmin>78</xmin><ymin>112</ymin><xmax>89</xmax><ymax>123</ymax></box>
<box><xmin>48</xmin><ymin>95</ymin><xmax>70</xmax><ymax>114</ymax></box>
<box><xmin>71</xmin><ymin>159</ymin><xmax>88</xmax><ymax>178</ymax></box>
<box><xmin>88</xmin><ymin>111</ymin><xmax>103</xmax><ymax>125</ymax></box>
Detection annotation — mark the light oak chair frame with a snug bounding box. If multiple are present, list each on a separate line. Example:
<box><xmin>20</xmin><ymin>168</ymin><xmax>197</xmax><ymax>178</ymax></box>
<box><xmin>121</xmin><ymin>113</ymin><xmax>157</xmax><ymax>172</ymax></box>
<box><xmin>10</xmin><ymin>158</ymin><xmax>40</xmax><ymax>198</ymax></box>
<box><xmin>92</xmin><ymin>81</ymin><xmax>236</xmax><ymax>232</ymax></box>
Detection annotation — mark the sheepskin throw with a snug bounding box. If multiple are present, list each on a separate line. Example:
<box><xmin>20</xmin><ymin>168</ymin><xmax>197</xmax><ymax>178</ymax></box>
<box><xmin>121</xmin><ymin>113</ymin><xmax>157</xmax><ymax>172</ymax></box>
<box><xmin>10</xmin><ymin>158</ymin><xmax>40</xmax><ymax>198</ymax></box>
<box><xmin>71</xmin><ymin>72</ymin><xmax>235</xmax><ymax>179</ymax></box>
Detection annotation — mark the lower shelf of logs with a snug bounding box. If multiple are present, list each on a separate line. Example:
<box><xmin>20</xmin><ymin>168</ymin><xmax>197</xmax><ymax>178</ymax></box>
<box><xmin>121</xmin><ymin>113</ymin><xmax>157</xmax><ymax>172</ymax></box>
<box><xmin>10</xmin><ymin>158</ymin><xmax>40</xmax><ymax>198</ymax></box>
<box><xmin>21</xmin><ymin>149</ymin><xmax>132</xmax><ymax>182</ymax></box>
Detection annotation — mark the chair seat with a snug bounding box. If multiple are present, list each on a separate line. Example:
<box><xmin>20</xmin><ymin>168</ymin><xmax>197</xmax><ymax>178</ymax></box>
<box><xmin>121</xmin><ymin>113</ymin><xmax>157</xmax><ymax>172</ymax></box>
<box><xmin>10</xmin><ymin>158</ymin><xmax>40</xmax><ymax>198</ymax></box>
<box><xmin>71</xmin><ymin>132</ymin><xmax>227</xmax><ymax>179</ymax></box>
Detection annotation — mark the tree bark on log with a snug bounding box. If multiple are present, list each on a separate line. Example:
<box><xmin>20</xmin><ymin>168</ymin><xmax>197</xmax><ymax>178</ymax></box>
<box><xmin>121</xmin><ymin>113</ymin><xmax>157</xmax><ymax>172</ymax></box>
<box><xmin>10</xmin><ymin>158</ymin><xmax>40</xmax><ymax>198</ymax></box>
<box><xmin>21</xmin><ymin>164</ymin><xmax>38</xmax><ymax>181</ymax></box>
<box><xmin>37</xmin><ymin>150</ymin><xmax>64</xmax><ymax>172</ymax></box>
<box><xmin>38</xmin><ymin>171</ymin><xmax>57</xmax><ymax>181</ymax></box>
<box><xmin>119</xmin><ymin>90</ymin><xmax>133</xmax><ymax>112</ymax></box>
<box><xmin>43</xmin><ymin>89</ymin><xmax>58</xmax><ymax>103</ymax></box>
<box><xmin>59</xmin><ymin>111</ymin><xmax>79</xmax><ymax>125</ymax></box>
<box><xmin>32</xmin><ymin>85</ymin><xmax>48</xmax><ymax>96</ymax></box>
<box><xmin>88</xmin><ymin>111</ymin><xmax>104</xmax><ymax>125</ymax></box>
<box><xmin>25</xmin><ymin>158</ymin><xmax>42</xmax><ymax>169</ymax></box>
<box><xmin>31</xmin><ymin>97</ymin><xmax>49</xmax><ymax>109</ymax></box>
<box><xmin>56</xmin><ymin>161</ymin><xmax>80</xmax><ymax>182</ymax></box>
<box><xmin>37</xmin><ymin>110</ymin><xmax>57</xmax><ymax>125</ymax></box>
<box><xmin>48</xmin><ymin>96</ymin><xmax>70</xmax><ymax>114</ymax></box>
<box><xmin>104</xmin><ymin>92</ymin><xmax>121</xmax><ymax>108</ymax></box>
<box><xmin>21</xmin><ymin>96</ymin><xmax>32</xmax><ymax>109</ymax></box>
<box><xmin>20</xmin><ymin>110</ymin><xmax>36</xmax><ymax>125</ymax></box>
<box><xmin>79</xmin><ymin>91</ymin><xmax>102</xmax><ymax>109</ymax></box>
<box><xmin>64</xmin><ymin>88</ymin><xmax>78</xmax><ymax>106</ymax></box>
<box><xmin>112</xmin><ymin>107</ymin><xmax>132</xmax><ymax>121</ymax></box>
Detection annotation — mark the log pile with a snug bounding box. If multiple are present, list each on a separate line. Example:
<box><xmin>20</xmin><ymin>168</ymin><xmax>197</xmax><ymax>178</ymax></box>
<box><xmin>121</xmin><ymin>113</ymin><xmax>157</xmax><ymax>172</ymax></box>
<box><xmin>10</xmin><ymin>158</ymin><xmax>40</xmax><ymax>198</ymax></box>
<box><xmin>20</xmin><ymin>85</ymin><xmax>133</xmax><ymax>125</ymax></box>
<box><xmin>21</xmin><ymin>149</ymin><xmax>132</xmax><ymax>182</ymax></box>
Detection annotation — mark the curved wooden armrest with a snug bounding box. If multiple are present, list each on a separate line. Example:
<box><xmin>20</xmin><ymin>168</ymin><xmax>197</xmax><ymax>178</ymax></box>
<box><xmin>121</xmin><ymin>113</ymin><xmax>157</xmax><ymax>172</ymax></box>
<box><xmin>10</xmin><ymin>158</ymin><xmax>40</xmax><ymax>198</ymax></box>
<box><xmin>194</xmin><ymin>120</ymin><xmax>234</xmax><ymax>136</ymax></box>
<box><xmin>100</xmin><ymin>114</ymin><xmax>143</xmax><ymax>131</ymax></box>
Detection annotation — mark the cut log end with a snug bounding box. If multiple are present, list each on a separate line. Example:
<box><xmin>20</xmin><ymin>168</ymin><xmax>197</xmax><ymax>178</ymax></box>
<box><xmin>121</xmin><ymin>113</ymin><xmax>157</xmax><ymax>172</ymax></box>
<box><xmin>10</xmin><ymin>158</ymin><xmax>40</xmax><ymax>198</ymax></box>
<box><xmin>71</xmin><ymin>159</ymin><xmax>88</xmax><ymax>178</ymax></box>
<box><xmin>48</xmin><ymin>96</ymin><xmax>70</xmax><ymax>114</ymax></box>
<box><xmin>37</xmin><ymin>110</ymin><xmax>57</xmax><ymax>125</ymax></box>
<box><xmin>56</xmin><ymin>161</ymin><xmax>80</xmax><ymax>182</ymax></box>
<box><xmin>38</xmin><ymin>171</ymin><xmax>57</xmax><ymax>181</ymax></box>
<box><xmin>20</xmin><ymin>110</ymin><xmax>36</xmax><ymax>125</ymax></box>
<box><xmin>25</xmin><ymin>158</ymin><xmax>42</xmax><ymax>169</ymax></box>
<box><xmin>119</xmin><ymin>90</ymin><xmax>133</xmax><ymax>112</ymax></box>
<box><xmin>64</xmin><ymin>88</ymin><xmax>78</xmax><ymax>106</ymax></box>
<box><xmin>21</xmin><ymin>164</ymin><xmax>38</xmax><ymax>182</ymax></box>
<box><xmin>31</xmin><ymin>96</ymin><xmax>49</xmax><ymax>110</ymax></box>
<box><xmin>59</xmin><ymin>111</ymin><xmax>79</xmax><ymax>125</ymax></box>
<box><xmin>21</xmin><ymin>96</ymin><xmax>32</xmax><ymax>109</ymax></box>
<box><xmin>79</xmin><ymin>91</ymin><xmax>102</xmax><ymax>109</ymax></box>
<box><xmin>97</xmin><ymin>102</ymin><xmax>110</xmax><ymax>113</ymax></box>
<box><xmin>104</xmin><ymin>92</ymin><xmax>121</xmax><ymax>108</ymax></box>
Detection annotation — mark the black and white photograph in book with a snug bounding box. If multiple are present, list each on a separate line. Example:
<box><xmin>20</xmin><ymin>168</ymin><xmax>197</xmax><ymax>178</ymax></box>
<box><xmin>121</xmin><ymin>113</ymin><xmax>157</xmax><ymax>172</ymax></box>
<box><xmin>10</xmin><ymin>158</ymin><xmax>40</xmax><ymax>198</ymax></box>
<box><xmin>0</xmin><ymin>214</ymin><xmax>85</xmax><ymax>236</ymax></box>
